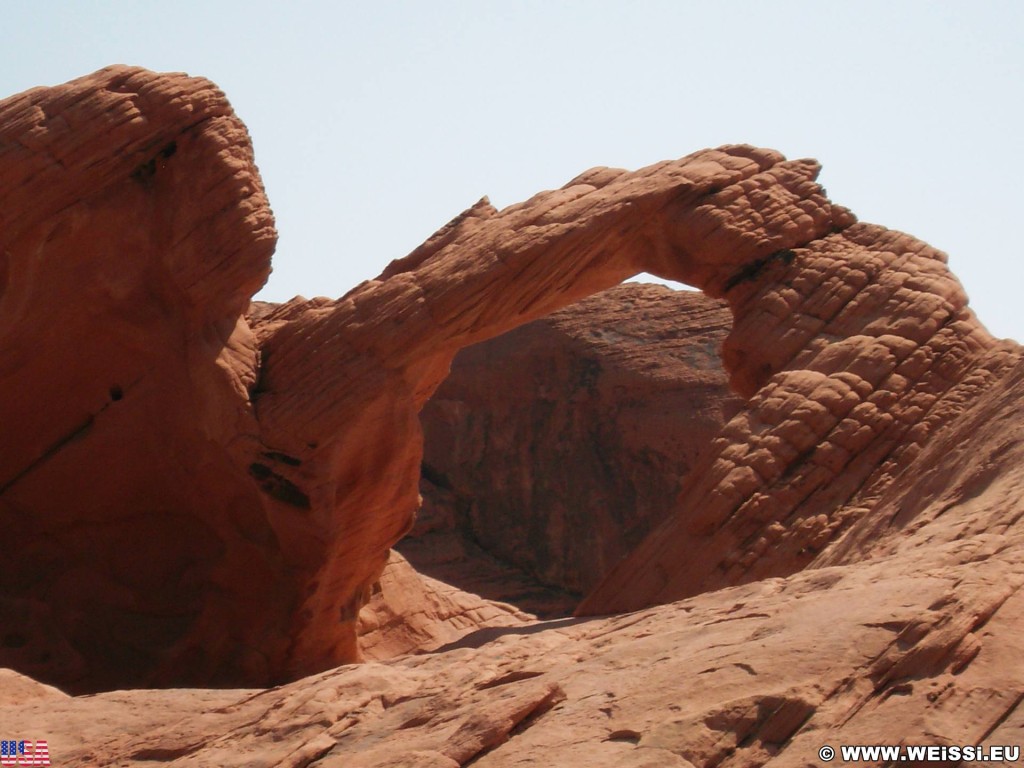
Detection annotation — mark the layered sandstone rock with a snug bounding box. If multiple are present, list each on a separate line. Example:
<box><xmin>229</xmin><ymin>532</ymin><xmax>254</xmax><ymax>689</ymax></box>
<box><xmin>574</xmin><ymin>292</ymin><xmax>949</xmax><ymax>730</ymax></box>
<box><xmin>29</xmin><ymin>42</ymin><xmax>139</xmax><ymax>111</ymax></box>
<box><xmin>13</xmin><ymin>366</ymin><xmax>1024</xmax><ymax>764</ymax></box>
<box><xmin>2</xmin><ymin>63</ymin><xmax>1022</xmax><ymax>722</ymax></box>
<box><xmin>405</xmin><ymin>284</ymin><xmax>739</xmax><ymax>610</ymax></box>
<box><xmin>576</xmin><ymin>223</ymin><xmax>1020</xmax><ymax>616</ymax></box>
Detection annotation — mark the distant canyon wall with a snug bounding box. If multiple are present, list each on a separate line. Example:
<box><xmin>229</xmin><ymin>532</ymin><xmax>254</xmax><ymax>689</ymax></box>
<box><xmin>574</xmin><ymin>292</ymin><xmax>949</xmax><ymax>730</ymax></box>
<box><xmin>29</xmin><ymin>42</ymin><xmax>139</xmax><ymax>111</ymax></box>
<box><xmin>406</xmin><ymin>284</ymin><xmax>739</xmax><ymax>610</ymax></box>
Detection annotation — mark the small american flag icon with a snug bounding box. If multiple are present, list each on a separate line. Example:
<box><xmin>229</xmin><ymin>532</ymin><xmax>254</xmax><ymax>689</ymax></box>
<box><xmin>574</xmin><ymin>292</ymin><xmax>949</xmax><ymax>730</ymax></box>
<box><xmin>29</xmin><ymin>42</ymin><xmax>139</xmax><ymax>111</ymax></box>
<box><xmin>0</xmin><ymin>740</ymin><xmax>49</xmax><ymax>766</ymax></box>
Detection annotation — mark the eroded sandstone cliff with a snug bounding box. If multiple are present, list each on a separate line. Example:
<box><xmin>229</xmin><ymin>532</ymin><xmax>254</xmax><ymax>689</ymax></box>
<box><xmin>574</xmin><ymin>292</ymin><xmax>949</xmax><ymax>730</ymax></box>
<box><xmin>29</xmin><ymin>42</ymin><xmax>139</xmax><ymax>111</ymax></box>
<box><xmin>2</xmin><ymin>67</ymin><xmax>1023</xmax><ymax>768</ymax></box>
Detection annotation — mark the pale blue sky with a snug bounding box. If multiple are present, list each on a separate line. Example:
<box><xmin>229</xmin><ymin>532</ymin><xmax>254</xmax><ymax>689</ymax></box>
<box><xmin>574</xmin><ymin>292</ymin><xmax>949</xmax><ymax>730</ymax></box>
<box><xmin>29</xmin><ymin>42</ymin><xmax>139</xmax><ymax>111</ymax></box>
<box><xmin>4</xmin><ymin>2</ymin><xmax>1023</xmax><ymax>339</ymax></box>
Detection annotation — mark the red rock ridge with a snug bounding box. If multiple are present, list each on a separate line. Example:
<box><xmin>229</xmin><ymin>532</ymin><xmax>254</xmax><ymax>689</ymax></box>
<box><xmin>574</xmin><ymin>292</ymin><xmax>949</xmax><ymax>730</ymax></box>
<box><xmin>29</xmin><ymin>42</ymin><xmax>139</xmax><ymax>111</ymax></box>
<box><xmin>0</xmin><ymin>66</ymin><xmax>279</xmax><ymax>691</ymax></box>
<box><xmin>356</xmin><ymin>551</ymin><xmax>532</xmax><ymax>661</ymax></box>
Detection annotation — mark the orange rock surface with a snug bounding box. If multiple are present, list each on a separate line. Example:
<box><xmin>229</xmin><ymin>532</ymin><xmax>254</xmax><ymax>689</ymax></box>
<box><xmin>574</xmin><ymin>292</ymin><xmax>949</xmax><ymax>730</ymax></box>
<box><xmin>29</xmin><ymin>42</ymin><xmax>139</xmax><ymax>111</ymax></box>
<box><xmin>3</xmin><ymin>66</ymin><xmax>1024</xmax><ymax>766</ymax></box>
<box><xmin>5</xmin><ymin>528</ymin><xmax>1024</xmax><ymax>765</ymax></box>
<box><xmin>357</xmin><ymin>550</ymin><xmax>532</xmax><ymax>662</ymax></box>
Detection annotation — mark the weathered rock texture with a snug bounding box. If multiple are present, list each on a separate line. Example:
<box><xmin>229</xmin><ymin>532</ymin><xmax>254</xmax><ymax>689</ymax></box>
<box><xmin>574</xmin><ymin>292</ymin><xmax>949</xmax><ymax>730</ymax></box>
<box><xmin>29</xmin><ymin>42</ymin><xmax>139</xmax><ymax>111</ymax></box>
<box><xmin>356</xmin><ymin>550</ymin><xmax>532</xmax><ymax>661</ymax></box>
<box><xmin>0</xmin><ymin>66</ymin><xmax>278</xmax><ymax>692</ymax></box>
<box><xmin>575</xmin><ymin>210</ymin><xmax>1020</xmax><ymax>617</ymax></box>
<box><xmin>2</xmin><ymin>62</ymin><xmax>1023</xmax><ymax>754</ymax></box>
<box><xmin>405</xmin><ymin>284</ymin><xmax>739</xmax><ymax>612</ymax></box>
<box><xmin>6</xmin><ymin>522</ymin><xmax>1024</xmax><ymax>766</ymax></box>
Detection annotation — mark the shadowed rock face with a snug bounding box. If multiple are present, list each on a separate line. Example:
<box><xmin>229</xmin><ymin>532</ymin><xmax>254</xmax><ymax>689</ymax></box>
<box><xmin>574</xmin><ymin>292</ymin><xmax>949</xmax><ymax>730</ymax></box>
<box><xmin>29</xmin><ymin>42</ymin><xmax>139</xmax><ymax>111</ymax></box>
<box><xmin>7</xmin><ymin>516</ymin><xmax>1024</xmax><ymax>765</ymax></box>
<box><xmin>405</xmin><ymin>284</ymin><xmax>740</xmax><ymax>612</ymax></box>
<box><xmin>1</xmin><ymin>65</ymin><xmax>1021</xmax><ymax>701</ymax></box>
<box><xmin>0</xmin><ymin>67</ymin><xmax>280</xmax><ymax>691</ymax></box>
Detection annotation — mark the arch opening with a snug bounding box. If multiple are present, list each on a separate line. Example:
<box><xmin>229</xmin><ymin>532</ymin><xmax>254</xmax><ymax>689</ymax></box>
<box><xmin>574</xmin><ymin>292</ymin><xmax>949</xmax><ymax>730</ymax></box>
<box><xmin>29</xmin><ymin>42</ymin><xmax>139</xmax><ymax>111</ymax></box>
<box><xmin>399</xmin><ymin>281</ymin><xmax>741</xmax><ymax>620</ymax></box>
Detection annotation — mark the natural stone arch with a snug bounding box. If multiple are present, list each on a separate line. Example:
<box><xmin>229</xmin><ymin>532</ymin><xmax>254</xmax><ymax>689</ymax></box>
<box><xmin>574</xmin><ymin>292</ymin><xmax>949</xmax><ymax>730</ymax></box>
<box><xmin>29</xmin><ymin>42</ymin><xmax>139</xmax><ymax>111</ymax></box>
<box><xmin>249</xmin><ymin>145</ymin><xmax>848</xmax><ymax>677</ymax></box>
<box><xmin>0</xmin><ymin>66</ymin><xmax>1014</xmax><ymax>691</ymax></box>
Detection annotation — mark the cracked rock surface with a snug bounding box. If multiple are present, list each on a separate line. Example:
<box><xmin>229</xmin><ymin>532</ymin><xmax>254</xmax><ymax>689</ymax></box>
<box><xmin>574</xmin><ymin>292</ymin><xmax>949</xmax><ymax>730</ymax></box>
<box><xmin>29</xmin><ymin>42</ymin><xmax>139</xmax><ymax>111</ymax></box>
<box><xmin>5</xmin><ymin>540</ymin><xmax>1024</xmax><ymax>766</ymax></box>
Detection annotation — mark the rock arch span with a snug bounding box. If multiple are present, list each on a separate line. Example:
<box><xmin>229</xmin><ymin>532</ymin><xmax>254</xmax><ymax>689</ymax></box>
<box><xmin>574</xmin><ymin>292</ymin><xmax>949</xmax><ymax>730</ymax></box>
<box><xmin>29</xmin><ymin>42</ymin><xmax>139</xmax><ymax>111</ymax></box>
<box><xmin>0</xmin><ymin>66</ymin><xmax>1015</xmax><ymax>691</ymax></box>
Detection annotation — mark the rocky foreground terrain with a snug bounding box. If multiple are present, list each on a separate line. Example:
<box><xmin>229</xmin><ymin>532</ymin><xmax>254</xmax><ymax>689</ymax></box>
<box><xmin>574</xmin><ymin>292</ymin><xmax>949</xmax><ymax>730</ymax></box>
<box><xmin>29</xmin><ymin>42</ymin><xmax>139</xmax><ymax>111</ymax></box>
<box><xmin>1</xmin><ymin>67</ymin><xmax>1023</xmax><ymax>766</ymax></box>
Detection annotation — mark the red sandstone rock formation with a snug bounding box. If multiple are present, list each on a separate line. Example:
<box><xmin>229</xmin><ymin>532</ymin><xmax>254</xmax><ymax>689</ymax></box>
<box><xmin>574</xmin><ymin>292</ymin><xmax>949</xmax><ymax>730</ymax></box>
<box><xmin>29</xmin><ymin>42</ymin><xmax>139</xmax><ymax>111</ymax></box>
<box><xmin>3</xmin><ymin>68</ymin><xmax>1023</xmax><ymax>768</ymax></box>
<box><xmin>0</xmin><ymin>67</ymin><xmax>279</xmax><ymax>691</ymax></box>
<box><xmin>405</xmin><ymin>284</ymin><xmax>739</xmax><ymax>611</ymax></box>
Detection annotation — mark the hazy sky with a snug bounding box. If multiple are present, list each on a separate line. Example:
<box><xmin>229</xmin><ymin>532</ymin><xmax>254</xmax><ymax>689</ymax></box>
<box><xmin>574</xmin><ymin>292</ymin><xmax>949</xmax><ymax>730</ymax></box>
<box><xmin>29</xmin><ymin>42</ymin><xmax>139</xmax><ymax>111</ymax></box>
<box><xmin>4</xmin><ymin>2</ymin><xmax>1023</xmax><ymax>339</ymax></box>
